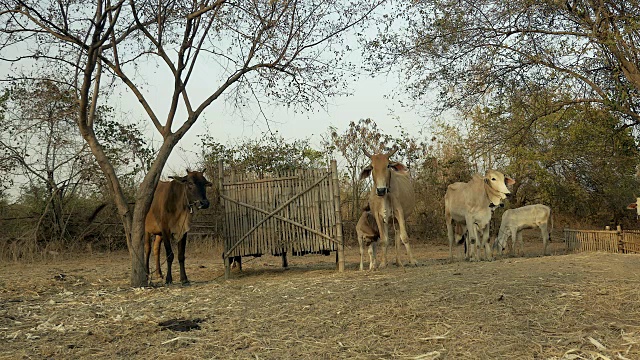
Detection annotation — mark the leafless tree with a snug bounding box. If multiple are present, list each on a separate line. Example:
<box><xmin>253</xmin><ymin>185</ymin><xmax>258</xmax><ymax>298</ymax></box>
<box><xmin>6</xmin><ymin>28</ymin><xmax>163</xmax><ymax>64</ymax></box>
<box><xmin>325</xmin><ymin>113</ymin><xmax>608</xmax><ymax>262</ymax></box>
<box><xmin>0</xmin><ymin>0</ymin><xmax>385</xmax><ymax>286</ymax></box>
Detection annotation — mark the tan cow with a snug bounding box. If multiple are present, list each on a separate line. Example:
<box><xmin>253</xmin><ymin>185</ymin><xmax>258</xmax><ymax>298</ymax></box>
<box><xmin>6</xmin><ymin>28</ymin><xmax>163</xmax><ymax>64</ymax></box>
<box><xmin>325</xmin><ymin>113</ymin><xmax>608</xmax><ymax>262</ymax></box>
<box><xmin>492</xmin><ymin>204</ymin><xmax>553</xmax><ymax>257</ymax></box>
<box><xmin>627</xmin><ymin>198</ymin><xmax>640</xmax><ymax>216</ymax></box>
<box><xmin>360</xmin><ymin>147</ymin><xmax>417</xmax><ymax>267</ymax></box>
<box><xmin>146</xmin><ymin>169</ymin><xmax>212</xmax><ymax>285</ymax></box>
<box><xmin>445</xmin><ymin>170</ymin><xmax>514</xmax><ymax>261</ymax></box>
<box><xmin>356</xmin><ymin>204</ymin><xmax>380</xmax><ymax>271</ymax></box>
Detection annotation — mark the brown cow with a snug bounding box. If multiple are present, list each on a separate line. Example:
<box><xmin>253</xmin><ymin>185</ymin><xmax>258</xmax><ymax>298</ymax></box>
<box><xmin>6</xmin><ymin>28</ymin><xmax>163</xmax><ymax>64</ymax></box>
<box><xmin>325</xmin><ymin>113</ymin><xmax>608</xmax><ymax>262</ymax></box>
<box><xmin>356</xmin><ymin>204</ymin><xmax>381</xmax><ymax>271</ymax></box>
<box><xmin>145</xmin><ymin>169</ymin><xmax>212</xmax><ymax>285</ymax></box>
<box><xmin>360</xmin><ymin>147</ymin><xmax>417</xmax><ymax>267</ymax></box>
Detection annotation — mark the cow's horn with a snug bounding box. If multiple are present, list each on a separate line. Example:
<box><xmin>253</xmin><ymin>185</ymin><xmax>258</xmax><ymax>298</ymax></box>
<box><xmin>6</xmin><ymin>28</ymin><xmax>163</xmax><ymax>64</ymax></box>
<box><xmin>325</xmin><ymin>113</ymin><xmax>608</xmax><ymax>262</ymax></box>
<box><xmin>362</xmin><ymin>147</ymin><xmax>372</xmax><ymax>158</ymax></box>
<box><xmin>387</xmin><ymin>146</ymin><xmax>398</xmax><ymax>158</ymax></box>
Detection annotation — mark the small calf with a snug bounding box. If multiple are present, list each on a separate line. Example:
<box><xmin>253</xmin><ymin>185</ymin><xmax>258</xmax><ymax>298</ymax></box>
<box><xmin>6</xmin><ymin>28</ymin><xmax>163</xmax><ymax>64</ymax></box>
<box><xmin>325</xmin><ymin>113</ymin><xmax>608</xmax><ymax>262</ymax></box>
<box><xmin>493</xmin><ymin>204</ymin><xmax>553</xmax><ymax>257</ymax></box>
<box><xmin>356</xmin><ymin>205</ymin><xmax>380</xmax><ymax>271</ymax></box>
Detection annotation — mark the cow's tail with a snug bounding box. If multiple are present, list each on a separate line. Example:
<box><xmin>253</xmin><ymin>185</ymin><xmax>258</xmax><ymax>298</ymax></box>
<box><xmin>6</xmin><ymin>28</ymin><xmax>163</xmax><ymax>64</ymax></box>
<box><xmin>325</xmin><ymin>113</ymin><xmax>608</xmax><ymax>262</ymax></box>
<box><xmin>87</xmin><ymin>203</ymin><xmax>108</xmax><ymax>223</ymax></box>
<box><xmin>549</xmin><ymin>208</ymin><xmax>554</xmax><ymax>241</ymax></box>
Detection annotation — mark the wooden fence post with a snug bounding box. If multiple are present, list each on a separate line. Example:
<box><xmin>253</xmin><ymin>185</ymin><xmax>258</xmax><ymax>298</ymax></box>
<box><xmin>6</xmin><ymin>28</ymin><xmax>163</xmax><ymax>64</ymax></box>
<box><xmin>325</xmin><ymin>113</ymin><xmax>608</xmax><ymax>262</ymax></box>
<box><xmin>219</xmin><ymin>159</ymin><xmax>231</xmax><ymax>280</ymax></box>
<box><xmin>331</xmin><ymin>160</ymin><xmax>345</xmax><ymax>272</ymax></box>
<box><xmin>617</xmin><ymin>225</ymin><xmax>624</xmax><ymax>253</ymax></box>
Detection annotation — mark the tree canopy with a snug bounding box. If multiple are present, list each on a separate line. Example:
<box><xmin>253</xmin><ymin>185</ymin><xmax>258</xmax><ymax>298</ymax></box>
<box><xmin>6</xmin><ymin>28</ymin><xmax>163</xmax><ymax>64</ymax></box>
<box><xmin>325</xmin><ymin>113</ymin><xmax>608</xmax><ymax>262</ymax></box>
<box><xmin>365</xmin><ymin>0</ymin><xmax>640</xmax><ymax>126</ymax></box>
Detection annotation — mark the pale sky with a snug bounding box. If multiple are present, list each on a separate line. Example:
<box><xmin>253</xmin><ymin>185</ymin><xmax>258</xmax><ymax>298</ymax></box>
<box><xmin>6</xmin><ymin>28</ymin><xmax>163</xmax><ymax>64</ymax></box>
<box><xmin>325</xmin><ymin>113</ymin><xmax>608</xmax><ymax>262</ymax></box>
<box><xmin>114</xmin><ymin>47</ymin><xmax>431</xmax><ymax>177</ymax></box>
<box><xmin>1</xmin><ymin>5</ymin><xmax>437</xmax><ymax>184</ymax></box>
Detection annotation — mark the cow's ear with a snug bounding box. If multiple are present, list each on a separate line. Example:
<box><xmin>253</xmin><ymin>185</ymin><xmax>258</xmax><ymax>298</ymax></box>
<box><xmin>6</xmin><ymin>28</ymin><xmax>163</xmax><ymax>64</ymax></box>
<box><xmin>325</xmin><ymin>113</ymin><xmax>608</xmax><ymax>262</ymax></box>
<box><xmin>628</xmin><ymin>203</ymin><xmax>638</xmax><ymax>209</ymax></box>
<box><xmin>169</xmin><ymin>175</ymin><xmax>188</xmax><ymax>183</ymax></box>
<box><xmin>505</xmin><ymin>176</ymin><xmax>515</xmax><ymax>186</ymax></box>
<box><xmin>359</xmin><ymin>165</ymin><xmax>372</xmax><ymax>180</ymax></box>
<box><xmin>205</xmin><ymin>180</ymin><xmax>213</xmax><ymax>187</ymax></box>
<box><xmin>388</xmin><ymin>162</ymin><xmax>407</xmax><ymax>172</ymax></box>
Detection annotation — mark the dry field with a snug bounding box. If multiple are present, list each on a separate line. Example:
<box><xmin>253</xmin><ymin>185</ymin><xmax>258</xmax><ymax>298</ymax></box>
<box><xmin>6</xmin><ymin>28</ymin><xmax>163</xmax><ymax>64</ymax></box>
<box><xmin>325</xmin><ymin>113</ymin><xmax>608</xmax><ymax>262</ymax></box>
<box><xmin>1</xmin><ymin>238</ymin><xmax>640</xmax><ymax>360</ymax></box>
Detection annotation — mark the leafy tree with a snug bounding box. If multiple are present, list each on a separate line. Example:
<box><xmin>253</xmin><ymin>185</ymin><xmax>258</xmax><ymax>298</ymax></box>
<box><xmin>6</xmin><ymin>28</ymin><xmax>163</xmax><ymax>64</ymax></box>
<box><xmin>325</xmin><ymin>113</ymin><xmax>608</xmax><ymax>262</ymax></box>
<box><xmin>364</xmin><ymin>0</ymin><xmax>640</xmax><ymax>127</ymax></box>
<box><xmin>0</xmin><ymin>0</ymin><xmax>385</xmax><ymax>286</ymax></box>
<box><xmin>0</xmin><ymin>80</ymin><xmax>153</xmax><ymax>246</ymax></box>
<box><xmin>467</xmin><ymin>86</ymin><xmax>640</xmax><ymax>225</ymax></box>
<box><xmin>201</xmin><ymin>133</ymin><xmax>326</xmax><ymax>179</ymax></box>
<box><xmin>0</xmin><ymin>80</ymin><xmax>92</xmax><ymax>240</ymax></box>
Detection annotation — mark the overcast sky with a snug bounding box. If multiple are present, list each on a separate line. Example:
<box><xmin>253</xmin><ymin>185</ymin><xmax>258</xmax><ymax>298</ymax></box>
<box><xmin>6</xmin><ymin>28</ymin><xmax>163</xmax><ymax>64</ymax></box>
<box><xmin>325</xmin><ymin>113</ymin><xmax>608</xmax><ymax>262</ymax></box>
<box><xmin>113</xmin><ymin>46</ymin><xmax>431</xmax><ymax>177</ymax></box>
<box><xmin>1</xmin><ymin>5</ymin><xmax>436</xmax><ymax>182</ymax></box>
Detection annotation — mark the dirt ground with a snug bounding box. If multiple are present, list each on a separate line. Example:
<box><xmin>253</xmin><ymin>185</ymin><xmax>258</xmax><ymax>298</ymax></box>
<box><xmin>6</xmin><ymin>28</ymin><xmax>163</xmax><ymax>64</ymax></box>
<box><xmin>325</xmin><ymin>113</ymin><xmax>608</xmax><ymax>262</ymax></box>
<box><xmin>1</xmin><ymin>237</ymin><xmax>640</xmax><ymax>360</ymax></box>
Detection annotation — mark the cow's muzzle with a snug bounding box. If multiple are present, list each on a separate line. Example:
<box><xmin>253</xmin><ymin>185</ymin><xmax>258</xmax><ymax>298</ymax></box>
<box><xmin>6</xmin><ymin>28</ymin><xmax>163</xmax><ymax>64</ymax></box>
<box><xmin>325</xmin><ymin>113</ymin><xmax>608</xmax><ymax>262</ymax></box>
<box><xmin>376</xmin><ymin>188</ymin><xmax>388</xmax><ymax>196</ymax></box>
<box><xmin>197</xmin><ymin>199</ymin><xmax>210</xmax><ymax>209</ymax></box>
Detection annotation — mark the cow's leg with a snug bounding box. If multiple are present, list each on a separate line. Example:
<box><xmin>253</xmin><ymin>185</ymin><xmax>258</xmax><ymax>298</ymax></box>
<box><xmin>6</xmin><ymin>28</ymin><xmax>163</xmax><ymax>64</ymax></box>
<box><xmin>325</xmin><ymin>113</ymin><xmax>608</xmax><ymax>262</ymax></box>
<box><xmin>466</xmin><ymin>216</ymin><xmax>480</xmax><ymax>261</ymax></box>
<box><xmin>464</xmin><ymin>232</ymin><xmax>472</xmax><ymax>260</ymax></box>
<box><xmin>162</xmin><ymin>230</ymin><xmax>174</xmax><ymax>284</ymax></box>
<box><xmin>153</xmin><ymin>235</ymin><xmax>164</xmax><ymax>279</ymax></box>
<box><xmin>377</xmin><ymin>217</ymin><xmax>390</xmax><ymax>268</ymax></box>
<box><xmin>369</xmin><ymin>241</ymin><xmax>377</xmax><ymax>270</ymax></box>
<box><xmin>481</xmin><ymin>226</ymin><xmax>493</xmax><ymax>261</ymax></box>
<box><xmin>540</xmin><ymin>224</ymin><xmax>549</xmax><ymax>256</ymax></box>
<box><xmin>177</xmin><ymin>233</ymin><xmax>189</xmax><ymax>285</ymax></box>
<box><xmin>446</xmin><ymin>220</ymin><xmax>455</xmax><ymax>262</ymax></box>
<box><xmin>358</xmin><ymin>233</ymin><xmax>365</xmax><ymax>271</ymax></box>
<box><xmin>509</xmin><ymin>229</ymin><xmax>517</xmax><ymax>256</ymax></box>
<box><xmin>395</xmin><ymin>208</ymin><xmax>417</xmax><ymax>266</ymax></box>
<box><xmin>516</xmin><ymin>231</ymin><xmax>524</xmax><ymax>256</ymax></box>
<box><xmin>394</xmin><ymin>230</ymin><xmax>403</xmax><ymax>267</ymax></box>
<box><xmin>144</xmin><ymin>232</ymin><xmax>152</xmax><ymax>280</ymax></box>
<box><xmin>281</xmin><ymin>251</ymin><xmax>288</xmax><ymax>268</ymax></box>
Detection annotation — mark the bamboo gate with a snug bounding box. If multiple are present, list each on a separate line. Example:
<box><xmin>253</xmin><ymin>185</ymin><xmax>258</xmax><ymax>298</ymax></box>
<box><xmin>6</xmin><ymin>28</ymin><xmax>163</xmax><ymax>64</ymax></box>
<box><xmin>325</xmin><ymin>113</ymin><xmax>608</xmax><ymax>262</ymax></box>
<box><xmin>564</xmin><ymin>227</ymin><xmax>640</xmax><ymax>254</ymax></box>
<box><xmin>218</xmin><ymin>160</ymin><xmax>344</xmax><ymax>279</ymax></box>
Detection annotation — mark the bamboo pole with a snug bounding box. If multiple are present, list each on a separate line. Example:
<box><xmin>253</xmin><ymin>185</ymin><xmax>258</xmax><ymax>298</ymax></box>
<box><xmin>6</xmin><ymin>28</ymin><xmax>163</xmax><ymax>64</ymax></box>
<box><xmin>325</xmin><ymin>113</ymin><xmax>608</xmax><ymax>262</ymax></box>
<box><xmin>331</xmin><ymin>160</ymin><xmax>344</xmax><ymax>272</ymax></box>
<box><xmin>219</xmin><ymin>160</ymin><xmax>231</xmax><ymax>280</ymax></box>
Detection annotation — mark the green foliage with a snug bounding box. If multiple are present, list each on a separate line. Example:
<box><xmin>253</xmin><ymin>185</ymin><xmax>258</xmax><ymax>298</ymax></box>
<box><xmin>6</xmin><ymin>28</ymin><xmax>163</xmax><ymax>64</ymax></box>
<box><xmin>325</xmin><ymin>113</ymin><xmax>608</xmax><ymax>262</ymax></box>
<box><xmin>467</xmin><ymin>87</ymin><xmax>640</xmax><ymax>225</ymax></box>
<box><xmin>200</xmin><ymin>133</ymin><xmax>326</xmax><ymax>178</ymax></box>
<box><xmin>94</xmin><ymin>116</ymin><xmax>154</xmax><ymax>182</ymax></box>
<box><xmin>364</xmin><ymin>0</ymin><xmax>640</xmax><ymax>125</ymax></box>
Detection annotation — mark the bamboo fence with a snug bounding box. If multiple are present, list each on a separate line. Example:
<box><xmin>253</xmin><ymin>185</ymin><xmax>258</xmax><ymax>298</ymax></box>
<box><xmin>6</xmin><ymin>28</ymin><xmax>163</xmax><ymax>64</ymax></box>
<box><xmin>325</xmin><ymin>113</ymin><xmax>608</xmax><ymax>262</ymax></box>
<box><xmin>564</xmin><ymin>228</ymin><xmax>640</xmax><ymax>254</ymax></box>
<box><xmin>219</xmin><ymin>160</ymin><xmax>344</xmax><ymax>278</ymax></box>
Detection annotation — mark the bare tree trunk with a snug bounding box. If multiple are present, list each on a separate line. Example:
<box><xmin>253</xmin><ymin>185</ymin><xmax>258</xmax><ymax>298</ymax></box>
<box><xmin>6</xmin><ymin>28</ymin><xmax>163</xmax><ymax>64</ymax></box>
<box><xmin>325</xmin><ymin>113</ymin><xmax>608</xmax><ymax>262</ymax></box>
<box><xmin>128</xmin><ymin>134</ymin><xmax>179</xmax><ymax>286</ymax></box>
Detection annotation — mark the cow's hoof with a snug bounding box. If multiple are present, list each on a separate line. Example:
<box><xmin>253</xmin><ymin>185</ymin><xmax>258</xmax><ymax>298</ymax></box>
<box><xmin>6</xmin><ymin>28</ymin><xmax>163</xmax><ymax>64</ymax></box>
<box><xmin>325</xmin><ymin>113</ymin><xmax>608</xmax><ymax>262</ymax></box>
<box><xmin>165</xmin><ymin>277</ymin><xmax>173</xmax><ymax>285</ymax></box>
<box><xmin>181</xmin><ymin>280</ymin><xmax>191</xmax><ymax>286</ymax></box>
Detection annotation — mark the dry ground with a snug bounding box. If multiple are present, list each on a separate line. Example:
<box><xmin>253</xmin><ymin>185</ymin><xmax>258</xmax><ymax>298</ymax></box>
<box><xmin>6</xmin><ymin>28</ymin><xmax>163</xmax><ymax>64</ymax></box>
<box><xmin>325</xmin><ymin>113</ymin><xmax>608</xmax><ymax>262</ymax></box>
<box><xmin>1</xmin><ymin>237</ymin><xmax>640</xmax><ymax>360</ymax></box>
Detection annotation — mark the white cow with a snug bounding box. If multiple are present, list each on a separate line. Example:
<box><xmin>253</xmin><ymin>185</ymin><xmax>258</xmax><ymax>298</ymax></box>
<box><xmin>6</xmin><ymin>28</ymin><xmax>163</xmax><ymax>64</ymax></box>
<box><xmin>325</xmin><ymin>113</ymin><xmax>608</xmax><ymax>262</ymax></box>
<box><xmin>445</xmin><ymin>170</ymin><xmax>514</xmax><ymax>261</ymax></box>
<box><xmin>627</xmin><ymin>198</ymin><xmax>640</xmax><ymax>216</ymax></box>
<box><xmin>492</xmin><ymin>204</ymin><xmax>553</xmax><ymax>257</ymax></box>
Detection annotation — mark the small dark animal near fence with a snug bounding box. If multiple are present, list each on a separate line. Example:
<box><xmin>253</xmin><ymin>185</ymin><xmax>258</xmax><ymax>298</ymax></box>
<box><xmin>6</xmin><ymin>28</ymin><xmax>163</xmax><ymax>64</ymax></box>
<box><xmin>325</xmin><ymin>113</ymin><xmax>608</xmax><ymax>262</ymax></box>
<box><xmin>564</xmin><ymin>227</ymin><xmax>640</xmax><ymax>254</ymax></box>
<box><xmin>218</xmin><ymin>160</ymin><xmax>344</xmax><ymax>279</ymax></box>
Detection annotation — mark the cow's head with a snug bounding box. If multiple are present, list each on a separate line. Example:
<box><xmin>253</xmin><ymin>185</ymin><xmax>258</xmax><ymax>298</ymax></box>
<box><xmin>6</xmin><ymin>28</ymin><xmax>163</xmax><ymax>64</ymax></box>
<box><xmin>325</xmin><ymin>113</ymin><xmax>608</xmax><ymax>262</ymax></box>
<box><xmin>170</xmin><ymin>168</ymin><xmax>213</xmax><ymax>209</ymax></box>
<box><xmin>492</xmin><ymin>230</ymin><xmax>507</xmax><ymax>255</ymax></box>
<box><xmin>359</xmin><ymin>147</ymin><xmax>407</xmax><ymax>197</ymax></box>
<box><xmin>483</xmin><ymin>170</ymin><xmax>514</xmax><ymax>207</ymax></box>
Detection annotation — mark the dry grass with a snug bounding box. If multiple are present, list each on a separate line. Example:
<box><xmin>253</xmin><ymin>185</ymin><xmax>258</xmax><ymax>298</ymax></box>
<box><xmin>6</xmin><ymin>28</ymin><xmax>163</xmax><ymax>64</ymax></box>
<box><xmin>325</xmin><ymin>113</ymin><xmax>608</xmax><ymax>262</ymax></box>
<box><xmin>1</xmin><ymin>237</ymin><xmax>640</xmax><ymax>360</ymax></box>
